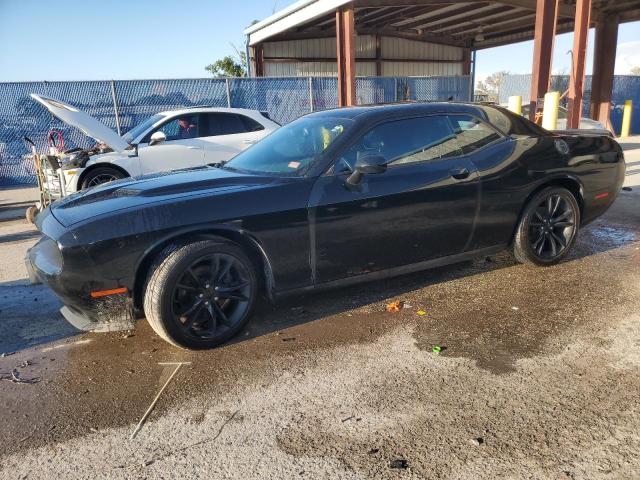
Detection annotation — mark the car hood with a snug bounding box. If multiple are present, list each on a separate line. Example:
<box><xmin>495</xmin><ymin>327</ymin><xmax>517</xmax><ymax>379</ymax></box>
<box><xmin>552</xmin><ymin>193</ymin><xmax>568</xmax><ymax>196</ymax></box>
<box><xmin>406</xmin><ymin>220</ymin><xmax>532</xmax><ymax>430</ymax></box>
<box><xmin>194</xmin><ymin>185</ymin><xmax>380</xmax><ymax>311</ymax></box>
<box><xmin>30</xmin><ymin>94</ymin><xmax>130</xmax><ymax>153</ymax></box>
<box><xmin>49</xmin><ymin>167</ymin><xmax>278</xmax><ymax>227</ymax></box>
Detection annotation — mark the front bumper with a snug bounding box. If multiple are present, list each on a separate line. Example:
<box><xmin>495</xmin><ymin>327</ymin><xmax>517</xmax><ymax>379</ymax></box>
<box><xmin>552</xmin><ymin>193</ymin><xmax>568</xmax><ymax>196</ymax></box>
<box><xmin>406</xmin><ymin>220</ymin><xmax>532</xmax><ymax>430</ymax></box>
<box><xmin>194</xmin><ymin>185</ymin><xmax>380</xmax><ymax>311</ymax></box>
<box><xmin>26</xmin><ymin>235</ymin><xmax>135</xmax><ymax>332</ymax></box>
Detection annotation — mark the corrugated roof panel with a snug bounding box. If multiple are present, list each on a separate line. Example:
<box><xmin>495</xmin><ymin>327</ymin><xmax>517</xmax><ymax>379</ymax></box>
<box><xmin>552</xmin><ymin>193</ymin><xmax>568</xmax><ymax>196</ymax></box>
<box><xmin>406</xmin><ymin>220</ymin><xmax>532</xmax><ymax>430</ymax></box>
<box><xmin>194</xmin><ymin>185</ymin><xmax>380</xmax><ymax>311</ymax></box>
<box><xmin>381</xmin><ymin>37</ymin><xmax>463</xmax><ymax>61</ymax></box>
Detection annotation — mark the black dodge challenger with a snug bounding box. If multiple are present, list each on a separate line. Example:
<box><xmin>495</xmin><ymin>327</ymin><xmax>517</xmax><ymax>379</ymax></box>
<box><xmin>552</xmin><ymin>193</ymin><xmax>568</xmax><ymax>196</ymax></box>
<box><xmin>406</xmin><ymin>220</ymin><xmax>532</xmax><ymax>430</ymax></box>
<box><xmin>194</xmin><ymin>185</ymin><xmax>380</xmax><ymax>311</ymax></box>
<box><xmin>27</xmin><ymin>102</ymin><xmax>625</xmax><ymax>349</ymax></box>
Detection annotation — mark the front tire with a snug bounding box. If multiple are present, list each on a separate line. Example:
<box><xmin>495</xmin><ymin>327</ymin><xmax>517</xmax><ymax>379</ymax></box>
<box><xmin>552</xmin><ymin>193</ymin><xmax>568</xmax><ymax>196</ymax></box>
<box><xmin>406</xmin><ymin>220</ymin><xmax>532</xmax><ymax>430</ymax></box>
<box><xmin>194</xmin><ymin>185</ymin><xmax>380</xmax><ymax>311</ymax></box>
<box><xmin>80</xmin><ymin>166</ymin><xmax>126</xmax><ymax>189</ymax></box>
<box><xmin>144</xmin><ymin>240</ymin><xmax>257</xmax><ymax>349</ymax></box>
<box><xmin>513</xmin><ymin>187</ymin><xmax>580</xmax><ymax>266</ymax></box>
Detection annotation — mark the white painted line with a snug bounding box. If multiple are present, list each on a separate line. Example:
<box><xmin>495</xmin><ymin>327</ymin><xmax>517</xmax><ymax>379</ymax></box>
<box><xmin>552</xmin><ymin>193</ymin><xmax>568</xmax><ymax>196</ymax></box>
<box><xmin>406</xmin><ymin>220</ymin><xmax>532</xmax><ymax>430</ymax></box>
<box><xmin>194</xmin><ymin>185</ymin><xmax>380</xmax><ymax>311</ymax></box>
<box><xmin>41</xmin><ymin>339</ymin><xmax>92</xmax><ymax>352</ymax></box>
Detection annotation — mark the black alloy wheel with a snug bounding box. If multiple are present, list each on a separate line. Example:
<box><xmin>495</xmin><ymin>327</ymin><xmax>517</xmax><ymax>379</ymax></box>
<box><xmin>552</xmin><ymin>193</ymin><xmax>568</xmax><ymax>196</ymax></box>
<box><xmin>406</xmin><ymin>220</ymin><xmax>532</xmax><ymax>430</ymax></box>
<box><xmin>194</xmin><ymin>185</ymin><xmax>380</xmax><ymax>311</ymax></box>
<box><xmin>144</xmin><ymin>240</ymin><xmax>257</xmax><ymax>349</ymax></box>
<box><xmin>86</xmin><ymin>172</ymin><xmax>120</xmax><ymax>187</ymax></box>
<box><xmin>513</xmin><ymin>187</ymin><xmax>580</xmax><ymax>266</ymax></box>
<box><xmin>171</xmin><ymin>253</ymin><xmax>251</xmax><ymax>340</ymax></box>
<box><xmin>528</xmin><ymin>193</ymin><xmax>576</xmax><ymax>259</ymax></box>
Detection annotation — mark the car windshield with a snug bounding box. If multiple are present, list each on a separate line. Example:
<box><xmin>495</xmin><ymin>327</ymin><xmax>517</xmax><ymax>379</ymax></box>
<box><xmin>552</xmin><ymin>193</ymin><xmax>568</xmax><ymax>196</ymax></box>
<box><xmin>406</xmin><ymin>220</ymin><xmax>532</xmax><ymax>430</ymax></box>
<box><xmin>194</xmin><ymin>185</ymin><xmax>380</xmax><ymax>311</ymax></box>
<box><xmin>122</xmin><ymin>114</ymin><xmax>165</xmax><ymax>143</ymax></box>
<box><xmin>223</xmin><ymin>116</ymin><xmax>352</xmax><ymax>176</ymax></box>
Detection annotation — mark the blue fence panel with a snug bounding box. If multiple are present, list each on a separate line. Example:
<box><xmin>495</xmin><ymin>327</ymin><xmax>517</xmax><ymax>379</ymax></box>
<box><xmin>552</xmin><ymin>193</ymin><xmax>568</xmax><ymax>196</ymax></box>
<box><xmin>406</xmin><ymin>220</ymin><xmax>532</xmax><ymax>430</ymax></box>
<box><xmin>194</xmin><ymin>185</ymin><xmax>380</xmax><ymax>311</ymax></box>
<box><xmin>311</xmin><ymin>77</ymin><xmax>339</xmax><ymax>112</ymax></box>
<box><xmin>229</xmin><ymin>77</ymin><xmax>310</xmax><ymax>125</ymax></box>
<box><xmin>610</xmin><ymin>76</ymin><xmax>640</xmax><ymax>136</ymax></box>
<box><xmin>356</xmin><ymin>77</ymin><xmax>398</xmax><ymax>105</ymax></box>
<box><xmin>0</xmin><ymin>82</ymin><xmax>47</xmax><ymax>185</ymax></box>
<box><xmin>408</xmin><ymin>75</ymin><xmax>471</xmax><ymax>102</ymax></box>
<box><xmin>1</xmin><ymin>75</ymin><xmax>471</xmax><ymax>187</ymax></box>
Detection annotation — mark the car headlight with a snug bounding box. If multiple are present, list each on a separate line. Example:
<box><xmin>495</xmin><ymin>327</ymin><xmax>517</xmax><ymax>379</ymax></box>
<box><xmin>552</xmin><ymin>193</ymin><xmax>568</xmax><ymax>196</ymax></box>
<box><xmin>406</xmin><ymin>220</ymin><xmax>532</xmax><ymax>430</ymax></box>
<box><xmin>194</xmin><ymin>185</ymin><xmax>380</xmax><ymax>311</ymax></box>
<box><xmin>60</xmin><ymin>153</ymin><xmax>80</xmax><ymax>169</ymax></box>
<box><xmin>31</xmin><ymin>236</ymin><xmax>63</xmax><ymax>276</ymax></box>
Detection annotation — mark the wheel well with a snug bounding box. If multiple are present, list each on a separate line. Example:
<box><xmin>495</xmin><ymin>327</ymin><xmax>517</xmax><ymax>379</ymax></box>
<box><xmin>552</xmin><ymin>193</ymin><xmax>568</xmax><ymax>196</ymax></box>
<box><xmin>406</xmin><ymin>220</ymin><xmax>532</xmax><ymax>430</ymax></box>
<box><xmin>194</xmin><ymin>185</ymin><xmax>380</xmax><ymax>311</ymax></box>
<box><xmin>530</xmin><ymin>178</ymin><xmax>584</xmax><ymax>213</ymax></box>
<box><xmin>78</xmin><ymin>163</ymin><xmax>130</xmax><ymax>189</ymax></box>
<box><xmin>132</xmin><ymin>229</ymin><xmax>272</xmax><ymax>312</ymax></box>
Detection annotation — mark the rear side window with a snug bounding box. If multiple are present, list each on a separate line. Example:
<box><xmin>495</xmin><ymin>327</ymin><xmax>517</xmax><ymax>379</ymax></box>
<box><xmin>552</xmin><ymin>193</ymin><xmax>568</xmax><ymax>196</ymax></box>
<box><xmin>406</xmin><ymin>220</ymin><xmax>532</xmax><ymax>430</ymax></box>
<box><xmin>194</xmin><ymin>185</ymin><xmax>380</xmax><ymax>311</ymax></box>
<box><xmin>240</xmin><ymin>115</ymin><xmax>265</xmax><ymax>132</ymax></box>
<box><xmin>448</xmin><ymin>114</ymin><xmax>501</xmax><ymax>154</ymax></box>
<box><xmin>337</xmin><ymin>116</ymin><xmax>462</xmax><ymax>170</ymax></box>
<box><xmin>200</xmin><ymin>113</ymin><xmax>264</xmax><ymax>137</ymax></box>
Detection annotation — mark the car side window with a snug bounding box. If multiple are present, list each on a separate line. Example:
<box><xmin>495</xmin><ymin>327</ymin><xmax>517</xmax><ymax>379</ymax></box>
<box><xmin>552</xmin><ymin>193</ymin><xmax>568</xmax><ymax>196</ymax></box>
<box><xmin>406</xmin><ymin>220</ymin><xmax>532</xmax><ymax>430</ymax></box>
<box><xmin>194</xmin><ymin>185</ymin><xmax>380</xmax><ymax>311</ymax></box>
<box><xmin>335</xmin><ymin>116</ymin><xmax>461</xmax><ymax>173</ymax></box>
<box><xmin>143</xmin><ymin>114</ymin><xmax>200</xmax><ymax>143</ymax></box>
<box><xmin>200</xmin><ymin>113</ymin><xmax>262</xmax><ymax>137</ymax></box>
<box><xmin>239</xmin><ymin>115</ymin><xmax>265</xmax><ymax>132</ymax></box>
<box><xmin>448</xmin><ymin>114</ymin><xmax>502</xmax><ymax>154</ymax></box>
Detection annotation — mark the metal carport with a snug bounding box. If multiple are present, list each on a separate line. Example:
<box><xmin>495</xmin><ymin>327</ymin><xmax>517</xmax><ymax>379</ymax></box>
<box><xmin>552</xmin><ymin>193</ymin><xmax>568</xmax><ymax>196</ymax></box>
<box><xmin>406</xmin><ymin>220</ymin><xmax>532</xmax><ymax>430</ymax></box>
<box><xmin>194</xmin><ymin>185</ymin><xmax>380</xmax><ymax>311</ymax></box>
<box><xmin>244</xmin><ymin>0</ymin><xmax>640</xmax><ymax>130</ymax></box>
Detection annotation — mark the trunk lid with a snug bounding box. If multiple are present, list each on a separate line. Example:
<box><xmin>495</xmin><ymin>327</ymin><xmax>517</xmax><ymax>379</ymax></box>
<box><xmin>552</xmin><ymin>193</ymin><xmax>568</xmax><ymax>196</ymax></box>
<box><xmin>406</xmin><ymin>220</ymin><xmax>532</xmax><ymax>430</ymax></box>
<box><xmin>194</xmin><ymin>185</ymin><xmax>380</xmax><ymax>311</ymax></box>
<box><xmin>30</xmin><ymin>94</ymin><xmax>130</xmax><ymax>153</ymax></box>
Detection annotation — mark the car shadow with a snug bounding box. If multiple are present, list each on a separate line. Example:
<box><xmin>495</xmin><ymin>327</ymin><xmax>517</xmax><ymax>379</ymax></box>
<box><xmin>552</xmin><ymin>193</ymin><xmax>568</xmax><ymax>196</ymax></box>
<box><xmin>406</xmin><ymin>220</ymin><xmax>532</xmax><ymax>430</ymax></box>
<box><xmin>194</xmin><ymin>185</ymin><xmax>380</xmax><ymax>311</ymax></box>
<box><xmin>0</xmin><ymin>230</ymin><xmax>41</xmax><ymax>244</ymax></box>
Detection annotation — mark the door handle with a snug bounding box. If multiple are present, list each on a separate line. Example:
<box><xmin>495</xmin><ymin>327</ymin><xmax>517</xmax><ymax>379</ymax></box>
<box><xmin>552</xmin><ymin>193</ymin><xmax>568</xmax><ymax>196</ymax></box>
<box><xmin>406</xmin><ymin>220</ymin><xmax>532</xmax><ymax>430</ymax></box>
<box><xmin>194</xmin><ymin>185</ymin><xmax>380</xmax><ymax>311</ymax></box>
<box><xmin>186</xmin><ymin>146</ymin><xmax>199</xmax><ymax>149</ymax></box>
<box><xmin>450</xmin><ymin>167</ymin><xmax>470</xmax><ymax>180</ymax></box>
<box><xmin>242</xmin><ymin>140</ymin><xmax>256</xmax><ymax>144</ymax></box>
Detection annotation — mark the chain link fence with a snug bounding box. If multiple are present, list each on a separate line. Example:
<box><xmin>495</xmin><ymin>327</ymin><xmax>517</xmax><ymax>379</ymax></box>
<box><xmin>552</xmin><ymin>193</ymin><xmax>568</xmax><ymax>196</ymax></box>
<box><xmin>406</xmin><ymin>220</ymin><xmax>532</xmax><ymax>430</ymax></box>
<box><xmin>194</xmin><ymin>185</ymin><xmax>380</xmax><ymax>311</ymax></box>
<box><xmin>499</xmin><ymin>73</ymin><xmax>640</xmax><ymax>135</ymax></box>
<box><xmin>0</xmin><ymin>75</ymin><xmax>471</xmax><ymax>186</ymax></box>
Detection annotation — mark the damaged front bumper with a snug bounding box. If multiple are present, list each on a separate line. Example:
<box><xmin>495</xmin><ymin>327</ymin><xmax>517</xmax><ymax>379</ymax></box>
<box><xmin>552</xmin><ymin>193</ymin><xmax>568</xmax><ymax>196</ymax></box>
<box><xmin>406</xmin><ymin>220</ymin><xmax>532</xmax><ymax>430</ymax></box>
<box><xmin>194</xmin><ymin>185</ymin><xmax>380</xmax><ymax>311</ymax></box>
<box><xmin>26</xmin><ymin>234</ymin><xmax>135</xmax><ymax>332</ymax></box>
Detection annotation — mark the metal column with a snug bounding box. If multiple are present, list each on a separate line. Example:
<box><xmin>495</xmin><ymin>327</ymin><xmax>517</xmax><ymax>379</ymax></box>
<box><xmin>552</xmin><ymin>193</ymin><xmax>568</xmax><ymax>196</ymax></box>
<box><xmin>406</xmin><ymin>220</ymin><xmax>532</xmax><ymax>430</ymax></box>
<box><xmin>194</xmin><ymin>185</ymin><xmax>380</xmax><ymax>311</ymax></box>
<box><xmin>336</xmin><ymin>4</ymin><xmax>356</xmax><ymax>107</ymax></box>
<box><xmin>590</xmin><ymin>15</ymin><xmax>619</xmax><ymax>132</ymax></box>
<box><xmin>529</xmin><ymin>0</ymin><xmax>559</xmax><ymax>122</ymax></box>
<box><xmin>567</xmin><ymin>0</ymin><xmax>592</xmax><ymax>129</ymax></box>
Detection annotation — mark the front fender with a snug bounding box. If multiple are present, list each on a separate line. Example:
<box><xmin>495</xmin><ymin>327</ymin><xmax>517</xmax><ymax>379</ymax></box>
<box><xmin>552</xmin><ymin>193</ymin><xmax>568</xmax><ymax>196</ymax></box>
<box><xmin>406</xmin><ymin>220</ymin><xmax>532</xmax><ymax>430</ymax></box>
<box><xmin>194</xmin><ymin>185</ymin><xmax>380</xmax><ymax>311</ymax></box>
<box><xmin>131</xmin><ymin>224</ymin><xmax>277</xmax><ymax>309</ymax></box>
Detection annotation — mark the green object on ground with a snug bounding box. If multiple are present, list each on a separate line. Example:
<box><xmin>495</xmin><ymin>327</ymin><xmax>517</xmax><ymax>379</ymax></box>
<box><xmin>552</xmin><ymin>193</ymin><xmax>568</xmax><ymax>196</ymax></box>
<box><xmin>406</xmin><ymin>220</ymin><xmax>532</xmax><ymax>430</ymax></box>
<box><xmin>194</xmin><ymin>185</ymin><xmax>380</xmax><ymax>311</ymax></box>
<box><xmin>432</xmin><ymin>345</ymin><xmax>442</xmax><ymax>354</ymax></box>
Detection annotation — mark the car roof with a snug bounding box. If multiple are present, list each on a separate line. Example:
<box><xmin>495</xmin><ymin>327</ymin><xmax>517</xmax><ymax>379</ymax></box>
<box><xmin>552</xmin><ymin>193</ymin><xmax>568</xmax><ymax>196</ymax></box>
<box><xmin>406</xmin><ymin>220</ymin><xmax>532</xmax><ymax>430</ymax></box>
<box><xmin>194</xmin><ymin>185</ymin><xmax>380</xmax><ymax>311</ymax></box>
<box><xmin>306</xmin><ymin>101</ymin><xmax>501</xmax><ymax>122</ymax></box>
<box><xmin>156</xmin><ymin>107</ymin><xmax>264</xmax><ymax>116</ymax></box>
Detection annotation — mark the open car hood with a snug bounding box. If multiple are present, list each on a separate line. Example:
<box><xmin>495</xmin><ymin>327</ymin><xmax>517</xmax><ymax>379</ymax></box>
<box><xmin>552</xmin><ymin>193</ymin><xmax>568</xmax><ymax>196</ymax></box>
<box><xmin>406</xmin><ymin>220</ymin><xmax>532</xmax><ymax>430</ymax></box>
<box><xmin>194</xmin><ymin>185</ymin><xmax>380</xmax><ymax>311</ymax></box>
<box><xmin>30</xmin><ymin>94</ymin><xmax>130</xmax><ymax>153</ymax></box>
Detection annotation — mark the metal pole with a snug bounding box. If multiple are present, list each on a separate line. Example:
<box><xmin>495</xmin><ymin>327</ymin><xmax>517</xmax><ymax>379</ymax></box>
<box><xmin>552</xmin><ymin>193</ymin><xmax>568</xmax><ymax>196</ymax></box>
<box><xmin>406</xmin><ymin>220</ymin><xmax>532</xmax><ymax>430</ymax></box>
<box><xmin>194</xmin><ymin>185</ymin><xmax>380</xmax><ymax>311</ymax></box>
<box><xmin>470</xmin><ymin>50</ymin><xmax>477</xmax><ymax>102</ymax></box>
<box><xmin>225</xmin><ymin>78</ymin><xmax>232</xmax><ymax>108</ymax></box>
<box><xmin>110</xmin><ymin>80</ymin><xmax>122</xmax><ymax>136</ymax></box>
<box><xmin>308</xmin><ymin>77</ymin><xmax>314</xmax><ymax>112</ymax></box>
<box><xmin>394</xmin><ymin>77</ymin><xmax>398</xmax><ymax>102</ymax></box>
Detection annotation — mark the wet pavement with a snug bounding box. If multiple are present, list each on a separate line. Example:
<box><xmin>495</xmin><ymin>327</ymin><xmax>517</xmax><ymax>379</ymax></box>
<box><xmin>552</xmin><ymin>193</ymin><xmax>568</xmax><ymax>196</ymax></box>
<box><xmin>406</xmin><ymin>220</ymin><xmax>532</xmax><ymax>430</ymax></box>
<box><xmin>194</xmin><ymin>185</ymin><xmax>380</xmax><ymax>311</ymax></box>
<box><xmin>0</xmin><ymin>185</ymin><xmax>639</xmax><ymax>478</ymax></box>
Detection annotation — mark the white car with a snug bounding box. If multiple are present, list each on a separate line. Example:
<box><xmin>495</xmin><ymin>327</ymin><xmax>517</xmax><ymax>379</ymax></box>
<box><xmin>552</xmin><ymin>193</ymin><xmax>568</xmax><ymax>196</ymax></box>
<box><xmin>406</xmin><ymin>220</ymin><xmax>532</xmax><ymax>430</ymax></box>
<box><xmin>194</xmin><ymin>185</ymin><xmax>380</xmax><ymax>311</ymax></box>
<box><xmin>30</xmin><ymin>94</ymin><xmax>280</xmax><ymax>191</ymax></box>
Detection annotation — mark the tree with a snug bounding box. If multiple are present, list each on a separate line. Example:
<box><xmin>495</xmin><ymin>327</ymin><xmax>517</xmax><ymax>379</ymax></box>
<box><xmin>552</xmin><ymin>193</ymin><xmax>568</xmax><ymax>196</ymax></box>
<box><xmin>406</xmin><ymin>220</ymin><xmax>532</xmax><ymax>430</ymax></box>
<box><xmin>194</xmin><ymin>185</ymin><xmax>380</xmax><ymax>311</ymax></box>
<box><xmin>205</xmin><ymin>44</ymin><xmax>248</xmax><ymax>78</ymax></box>
<box><xmin>475</xmin><ymin>70</ymin><xmax>510</xmax><ymax>102</ymax></box>
<box><xmin>630</xmin><ymin>66</ymin><xmax>640</xmax><ymax>75</ymax></box>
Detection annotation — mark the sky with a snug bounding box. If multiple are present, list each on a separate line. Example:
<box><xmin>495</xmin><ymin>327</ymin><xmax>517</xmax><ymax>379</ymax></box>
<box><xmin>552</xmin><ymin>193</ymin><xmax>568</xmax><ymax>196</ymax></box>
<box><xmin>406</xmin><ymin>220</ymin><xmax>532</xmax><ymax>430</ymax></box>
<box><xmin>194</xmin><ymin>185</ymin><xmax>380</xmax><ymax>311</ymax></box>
<box><xmin>0</xmin><ymin>0</ymin><xmax>639</xmax><ymax>83</ymax></box>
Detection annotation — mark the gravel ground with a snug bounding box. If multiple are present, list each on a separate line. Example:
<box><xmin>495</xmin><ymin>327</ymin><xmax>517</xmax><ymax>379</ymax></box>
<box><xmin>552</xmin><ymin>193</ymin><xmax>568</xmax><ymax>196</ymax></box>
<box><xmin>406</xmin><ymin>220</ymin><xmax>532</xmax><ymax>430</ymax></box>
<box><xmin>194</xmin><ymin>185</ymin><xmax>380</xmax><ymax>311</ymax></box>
<box><xmin>0</xmin><ymin>159</ymin><xmax>638</xmax><ymax>479</ymax></box>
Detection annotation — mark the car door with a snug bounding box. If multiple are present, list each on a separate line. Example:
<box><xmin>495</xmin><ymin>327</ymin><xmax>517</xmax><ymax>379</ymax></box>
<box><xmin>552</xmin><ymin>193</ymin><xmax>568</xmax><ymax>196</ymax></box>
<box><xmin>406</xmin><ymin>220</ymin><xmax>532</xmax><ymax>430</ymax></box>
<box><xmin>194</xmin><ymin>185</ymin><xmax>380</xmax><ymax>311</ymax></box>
<box><xmin>137</xmin><ymin>113</ymin><xmax>205</xmax><ymax>174</ymax></box>
<box><xmin>309</xmin><ymin>115</ymin><xmax>480</xmax><ymax>284</ymax></box>
<box><xmin>200</xmin><ymin>113</ymin><xmax>266</xmax><ymax>165</ymax></box>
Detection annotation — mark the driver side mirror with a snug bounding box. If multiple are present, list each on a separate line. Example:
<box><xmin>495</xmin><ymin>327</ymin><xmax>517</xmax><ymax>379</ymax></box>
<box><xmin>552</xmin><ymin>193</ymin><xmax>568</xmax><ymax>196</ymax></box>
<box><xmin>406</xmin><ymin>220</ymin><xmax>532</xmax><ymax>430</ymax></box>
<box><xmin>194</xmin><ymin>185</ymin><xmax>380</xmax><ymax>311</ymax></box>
<box><xmin>149</xmin><ymin>131</ymin><xmax>167</xmax><ymax>146</ymax></box>
<box><xmin>345</xmin><ymin>153</ymin><xmax>387</xmax><ymax>187</ymax></box>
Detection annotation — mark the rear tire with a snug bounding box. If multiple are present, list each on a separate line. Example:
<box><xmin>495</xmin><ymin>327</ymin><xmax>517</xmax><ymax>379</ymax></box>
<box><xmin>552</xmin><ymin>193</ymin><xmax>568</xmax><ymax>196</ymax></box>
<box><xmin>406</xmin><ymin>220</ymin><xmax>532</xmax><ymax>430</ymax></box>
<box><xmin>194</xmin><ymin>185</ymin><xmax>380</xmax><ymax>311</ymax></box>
<box><xmin>513</xmin><ymin>187</ymin><xmax>580</xmax><ymax>266</ymax></box>
<box><xmin>80</xmin><ymin>166</ymin><xmax>126</xmax><ymax>189</ymax></box>
<box><xmin>143</xmin><ymin>240</ymin><xmax>257</xmax><ymax>349</ymax></box>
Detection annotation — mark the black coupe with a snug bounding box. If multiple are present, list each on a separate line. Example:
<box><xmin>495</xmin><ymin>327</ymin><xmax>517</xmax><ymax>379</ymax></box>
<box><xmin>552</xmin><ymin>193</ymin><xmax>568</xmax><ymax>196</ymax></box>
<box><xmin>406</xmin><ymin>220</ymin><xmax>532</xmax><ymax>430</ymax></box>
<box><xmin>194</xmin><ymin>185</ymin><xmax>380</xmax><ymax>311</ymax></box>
<box><xmin>27</xmin><ymin>102</ymin><xmax>625</xmax><ymax>349</ymax></box>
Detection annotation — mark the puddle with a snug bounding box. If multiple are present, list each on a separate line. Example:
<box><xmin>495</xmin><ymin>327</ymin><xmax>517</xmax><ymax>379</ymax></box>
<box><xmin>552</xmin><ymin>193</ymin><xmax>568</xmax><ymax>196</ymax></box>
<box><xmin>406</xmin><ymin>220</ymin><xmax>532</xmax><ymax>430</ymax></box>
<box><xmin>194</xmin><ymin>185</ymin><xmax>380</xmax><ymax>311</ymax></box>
<box><xmin>586</xmin><ymin>225</ymin><xmax>636</xmax><ymax>248</ymax></box>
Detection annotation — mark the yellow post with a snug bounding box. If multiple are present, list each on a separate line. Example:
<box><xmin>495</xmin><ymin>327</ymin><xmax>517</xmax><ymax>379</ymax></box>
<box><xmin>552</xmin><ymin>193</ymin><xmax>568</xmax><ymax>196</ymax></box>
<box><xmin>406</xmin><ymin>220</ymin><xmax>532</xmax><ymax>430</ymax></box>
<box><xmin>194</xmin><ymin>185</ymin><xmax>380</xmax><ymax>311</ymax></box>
<box><xmin>542</xmin><ymin>91</ymin><xmax>560</xmax><ymax>130</ymax></box>
<box><xmin>507</xmin><ymin>95</ymin><xmax>522</xmax><ymax>115</ymax></box>
<box><xmin>620</xmin><ymin>100</ymin><xmax>632</xmax><ymax>137</ymax></box>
